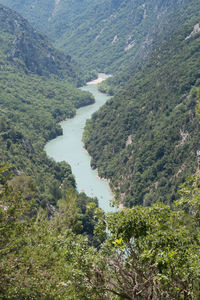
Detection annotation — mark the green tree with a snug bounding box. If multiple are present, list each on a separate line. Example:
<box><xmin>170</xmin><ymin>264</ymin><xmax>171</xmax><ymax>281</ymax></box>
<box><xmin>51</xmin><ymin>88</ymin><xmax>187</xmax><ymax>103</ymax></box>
<box><xmin>0</xmin><ymin>165</ymin><xmax>81</xmax><ymax>298</ymax></box>
<box><xmin>69</xmin><ymin>194</ymin><xmax>200</xmax><ymax>299</ymax></box>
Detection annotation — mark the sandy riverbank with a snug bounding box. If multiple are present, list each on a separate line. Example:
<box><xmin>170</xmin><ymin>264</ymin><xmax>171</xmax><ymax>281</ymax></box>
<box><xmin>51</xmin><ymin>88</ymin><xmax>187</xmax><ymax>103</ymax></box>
<box><xmin>87</xmin><ymin>73</ymin><xmax>112</xmax><ymax>85</ymax></box>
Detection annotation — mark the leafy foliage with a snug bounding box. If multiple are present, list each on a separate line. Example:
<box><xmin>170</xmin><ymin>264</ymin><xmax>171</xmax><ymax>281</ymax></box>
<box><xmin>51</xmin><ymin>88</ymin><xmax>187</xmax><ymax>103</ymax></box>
<box><xmin>0</xmin><ymin>165</ymin><xmax>100</xmax><ymax>298</ymax></box>
<box><xmin>76</xmin><ymin>197</ymin><xmax>200</xmax><ymax>299</ymax></box>
<box><xmin>1</xmin><ymin>166</ymin><xmax>200</xmax><ymax>299</ymax></box>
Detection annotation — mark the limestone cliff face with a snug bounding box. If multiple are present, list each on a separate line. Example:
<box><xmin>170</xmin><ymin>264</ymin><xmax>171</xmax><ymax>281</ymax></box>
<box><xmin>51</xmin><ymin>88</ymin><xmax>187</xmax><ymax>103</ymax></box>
<box><xmin>0</xmin><ymin>4</ymin><xmax>82</xmax><ymax>82</ymax></box>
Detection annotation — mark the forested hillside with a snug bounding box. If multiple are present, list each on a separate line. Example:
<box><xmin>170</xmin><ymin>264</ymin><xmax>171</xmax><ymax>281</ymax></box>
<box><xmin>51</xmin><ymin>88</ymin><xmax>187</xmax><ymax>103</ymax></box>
<box><xmin>1</xmin><ymin>0</ymin><xmax>198</xmax><ymax>72</ymax></box>
<box><xmin>0</xmin><ymin>4</ymin><xmax>98</xmax><ymax>217</ymax></box>
<box><xmin>84</xmin><ymin>19</ymin><xmax>200</xmax><ymax>207</ymax></box>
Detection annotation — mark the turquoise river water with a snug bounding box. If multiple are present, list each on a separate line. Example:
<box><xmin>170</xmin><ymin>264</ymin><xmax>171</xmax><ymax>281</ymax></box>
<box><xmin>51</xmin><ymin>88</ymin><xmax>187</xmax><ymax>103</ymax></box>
<box><xmin>44</xmin><ymin>76</ymin><xmax>115</xmax><ymax>212</ymax></box>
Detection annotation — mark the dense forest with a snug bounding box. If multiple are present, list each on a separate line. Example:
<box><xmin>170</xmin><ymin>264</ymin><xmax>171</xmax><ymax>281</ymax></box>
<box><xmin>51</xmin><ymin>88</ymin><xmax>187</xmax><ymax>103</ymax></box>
<box><xmin>1</xmin><ymin>1</ymin><xmax>200</xmax><ymax>299</ymax></box>
<box><xmin>84</xmin><ymin>13</ymin><xmax>200</xmax><ymax>207</ymax></box>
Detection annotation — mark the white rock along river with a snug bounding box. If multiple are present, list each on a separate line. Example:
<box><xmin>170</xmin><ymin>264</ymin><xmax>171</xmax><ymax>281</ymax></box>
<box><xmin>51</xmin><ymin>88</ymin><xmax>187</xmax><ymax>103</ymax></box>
<box><xmin>45</xmin><ymin>74</ymin><xmax>115</xmax><ymax>212</ymax></box>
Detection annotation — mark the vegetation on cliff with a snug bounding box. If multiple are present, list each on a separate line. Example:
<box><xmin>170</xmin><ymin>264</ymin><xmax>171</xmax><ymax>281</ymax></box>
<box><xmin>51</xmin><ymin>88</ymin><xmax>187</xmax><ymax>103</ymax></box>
<box><xmin>84</xmin><ymin>19</ymin><xmax>200</xmax><ymax>207</ymax></box>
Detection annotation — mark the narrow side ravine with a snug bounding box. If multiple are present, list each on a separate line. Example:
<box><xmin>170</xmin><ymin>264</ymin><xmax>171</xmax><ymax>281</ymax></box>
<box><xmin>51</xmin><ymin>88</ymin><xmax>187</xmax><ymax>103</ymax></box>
<box><xmin>45</xmin><ymin>74</ymin><xmax>115</xmax><ymax>212</ymax></box>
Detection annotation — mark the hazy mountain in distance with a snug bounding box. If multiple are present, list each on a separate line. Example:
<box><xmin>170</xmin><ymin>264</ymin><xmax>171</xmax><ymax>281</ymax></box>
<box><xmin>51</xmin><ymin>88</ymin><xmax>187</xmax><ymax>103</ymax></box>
<box><xmin>0</xmin><ymin>0</ymin><xmax>195</xmax><ymax>72</ymax></box>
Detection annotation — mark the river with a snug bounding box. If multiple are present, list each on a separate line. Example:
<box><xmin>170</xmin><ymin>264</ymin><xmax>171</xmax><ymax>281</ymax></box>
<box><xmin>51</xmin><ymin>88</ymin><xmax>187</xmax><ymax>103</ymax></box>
<box><xmin>44</xmin><ymin>74</ymin><xmax>115</xmax><ymax>212</ymax></box>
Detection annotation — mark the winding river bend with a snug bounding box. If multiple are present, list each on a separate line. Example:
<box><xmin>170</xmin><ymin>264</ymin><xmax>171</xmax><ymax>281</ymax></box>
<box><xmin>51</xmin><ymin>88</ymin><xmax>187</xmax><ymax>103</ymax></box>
<box><xmin>45</xmin><ymin>74</ymin><xmax>115</xmax><ymax>212</ymax></box>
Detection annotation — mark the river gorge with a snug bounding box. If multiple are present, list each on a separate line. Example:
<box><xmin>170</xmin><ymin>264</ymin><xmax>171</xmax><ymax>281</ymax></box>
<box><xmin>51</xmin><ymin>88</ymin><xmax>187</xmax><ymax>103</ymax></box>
<box><xmin>45</xmin><ymin>74</ymin><xmax>115</xmax><ymax>212</ymax></box>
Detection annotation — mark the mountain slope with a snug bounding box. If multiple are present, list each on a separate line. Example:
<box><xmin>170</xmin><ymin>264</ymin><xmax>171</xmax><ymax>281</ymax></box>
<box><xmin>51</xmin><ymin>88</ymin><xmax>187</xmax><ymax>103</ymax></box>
<box><xmin>84</xmin><ymin>20</ymin><xmax>200</xmax><ymax>207</ymax></box>
<box><xmin>1</xmin><ymin>0</ymin><xmax>198</xmax><ymax>72</ymax></box>
<box><xmin>0</xmin><ymin>3</ymin><xmax>87</xmax><ymax>84</ymax></box>
<box><xmin>0</xmin><ymin>4</ymin><xmax>95</xmax><ymax>207</ymax></box>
